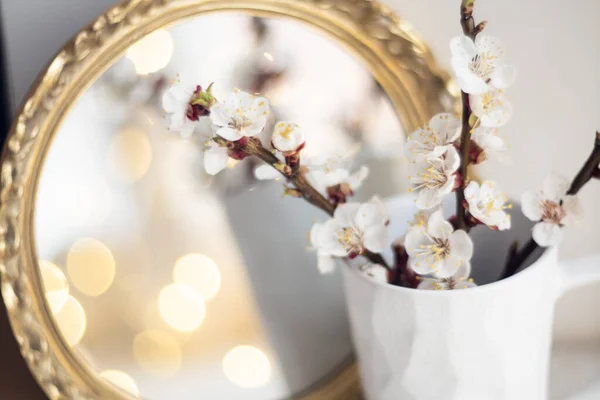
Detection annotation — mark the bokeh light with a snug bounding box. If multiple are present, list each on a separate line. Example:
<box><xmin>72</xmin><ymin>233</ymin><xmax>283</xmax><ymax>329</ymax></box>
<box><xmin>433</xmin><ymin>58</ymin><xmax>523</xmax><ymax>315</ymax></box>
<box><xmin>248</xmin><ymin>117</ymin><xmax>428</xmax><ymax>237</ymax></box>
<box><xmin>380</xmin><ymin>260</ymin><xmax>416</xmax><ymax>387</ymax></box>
<box><xmin>39</xmin><ymin>260</ymin><xmax>69</xmax><ymax>313</ymax></box>
<box><xmin>173</xmin><ymin>254</ymin><xmax>221</xmax><ymax>301</ymax></box>
<box><xmin>107</xmin><ymin>126</ymin><xmax>153</xmax><ymax>184</ymax></box>
<box><xmin>158</xmin><ymin>283</ymin><xmax>206</xmax><ymax>332</ymax></box>
<box><xmin>67</xmin><ymin>238</ymin><xmax>116</xmax><ymax>297</ymax></box>
<box><xmin>101</xmin><ymin>370</ymin><xmax>140</xmax><ymax>397</ymax></box>
<box><xmin>126</xmin><ymin>29</ymin><xmax>173</xmax><ymax>75</ymax></box>
<box><xmin>53</xmin><ymin>295</ymin><xmax>86</xmax><ymax>346</ymax></box>
<box><xmin>133</xmin><ymin>330</ymin><xmax>182</xmax><ymax>377</ymax></box>
<box><xmin>222</xmin><ymin>346</ymin><xmax>272</xmax><ymax>388</ymax></box>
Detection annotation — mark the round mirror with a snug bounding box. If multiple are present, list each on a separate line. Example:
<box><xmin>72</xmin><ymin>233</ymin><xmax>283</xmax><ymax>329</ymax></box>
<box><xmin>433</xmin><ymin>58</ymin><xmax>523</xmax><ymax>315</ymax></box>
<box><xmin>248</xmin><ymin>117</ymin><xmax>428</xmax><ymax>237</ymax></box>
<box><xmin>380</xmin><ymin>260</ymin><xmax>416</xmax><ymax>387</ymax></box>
<box><xmin>1</xmin><ymin>2</ymin><xmax>454</xmax><ymax>399</ymax></box>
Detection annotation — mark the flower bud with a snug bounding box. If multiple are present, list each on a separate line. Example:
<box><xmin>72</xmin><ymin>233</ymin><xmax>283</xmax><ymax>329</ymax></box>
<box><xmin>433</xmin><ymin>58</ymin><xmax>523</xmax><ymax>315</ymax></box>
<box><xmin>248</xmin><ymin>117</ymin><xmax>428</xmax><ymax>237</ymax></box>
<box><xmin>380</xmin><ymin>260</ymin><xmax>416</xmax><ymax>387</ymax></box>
<box><xmin>187</xmin><ymin>83</ymin><xmax>216</xmax><ymax>120</ymax></box>
<box><xmin>271</xmin><ymin>121</ymin><xmax>305</xmax><ymax>152</ymax></box>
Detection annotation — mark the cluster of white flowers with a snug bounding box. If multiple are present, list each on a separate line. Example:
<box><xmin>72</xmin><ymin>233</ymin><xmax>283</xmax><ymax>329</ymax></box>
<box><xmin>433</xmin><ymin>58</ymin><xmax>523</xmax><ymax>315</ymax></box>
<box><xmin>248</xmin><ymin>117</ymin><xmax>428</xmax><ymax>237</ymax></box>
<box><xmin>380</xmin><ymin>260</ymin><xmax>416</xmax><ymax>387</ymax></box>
<box><xmin>521</xmin><ymin>174</ymin><xmax>583</xmax><ymax>247</ymax></box>
<box><xmin>310</xmin><ymin>197</ymin><xmax>388</xmax><ymax>274</ymax></box>
<box><xmin>400</xmin><ymin>32</ymin><xmax>519</xmax><ymax>290</ymax></box>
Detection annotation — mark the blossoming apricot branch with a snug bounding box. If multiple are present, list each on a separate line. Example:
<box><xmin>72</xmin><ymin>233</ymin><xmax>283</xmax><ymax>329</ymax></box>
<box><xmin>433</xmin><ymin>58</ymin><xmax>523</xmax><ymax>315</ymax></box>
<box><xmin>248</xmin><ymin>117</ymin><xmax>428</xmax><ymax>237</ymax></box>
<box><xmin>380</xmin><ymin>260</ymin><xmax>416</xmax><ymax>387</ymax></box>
<box><xmin>162</xmin><ymin>0</ymin><xmax>599</xmax><ymax>290</ymax></box>
<box><xmin>162</xmin><ymin>81</ymin><xmax>389</xmax><ymax>271</ymax></box>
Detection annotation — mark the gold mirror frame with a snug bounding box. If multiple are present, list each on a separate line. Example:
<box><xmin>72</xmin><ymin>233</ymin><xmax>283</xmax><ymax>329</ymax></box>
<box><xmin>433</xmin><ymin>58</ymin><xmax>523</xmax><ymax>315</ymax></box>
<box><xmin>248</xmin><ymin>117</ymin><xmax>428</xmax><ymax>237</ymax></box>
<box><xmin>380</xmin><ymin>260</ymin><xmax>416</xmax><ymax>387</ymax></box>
<box><xmin>0</xmin><ymin>0</ymin><xmax>456</xmax><ymax>398</ymax></box>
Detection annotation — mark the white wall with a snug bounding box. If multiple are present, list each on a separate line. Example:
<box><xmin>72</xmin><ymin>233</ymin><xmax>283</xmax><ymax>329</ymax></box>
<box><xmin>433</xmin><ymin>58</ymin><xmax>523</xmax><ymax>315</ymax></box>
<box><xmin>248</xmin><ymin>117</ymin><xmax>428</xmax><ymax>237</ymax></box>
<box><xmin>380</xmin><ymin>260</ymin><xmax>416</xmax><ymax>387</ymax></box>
<box><xmin>3</xmin><ymin>0</ymin><xmax>599</xmax><ymax>338</ymax></box>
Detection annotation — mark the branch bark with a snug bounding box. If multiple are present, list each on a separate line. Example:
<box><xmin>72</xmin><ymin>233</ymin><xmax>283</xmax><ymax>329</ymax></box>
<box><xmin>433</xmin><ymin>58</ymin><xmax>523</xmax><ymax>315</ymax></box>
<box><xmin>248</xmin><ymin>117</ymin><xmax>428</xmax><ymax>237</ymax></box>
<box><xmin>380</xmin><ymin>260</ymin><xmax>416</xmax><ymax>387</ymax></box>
<box><xmin>455</xmin><ymin>0</ymin><xmax>478</xmax><ymax>231</ymax></box>
<box><xmin>213</xmin><ymin>136</ymin><xmax>391</xmax><ymax>270</ymax></box>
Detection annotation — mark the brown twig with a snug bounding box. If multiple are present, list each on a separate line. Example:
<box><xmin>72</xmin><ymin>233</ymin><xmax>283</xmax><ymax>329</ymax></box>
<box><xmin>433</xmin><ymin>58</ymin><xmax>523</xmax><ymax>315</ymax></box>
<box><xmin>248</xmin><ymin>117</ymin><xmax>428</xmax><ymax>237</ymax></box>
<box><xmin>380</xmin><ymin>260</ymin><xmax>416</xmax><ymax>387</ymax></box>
<box><xmin>213</xmin><ymin>136</ymin><xmax>391</xmax><ymax>270</ymax></box>
<box><xmin>501</xmin><ymin>131</ymin><xmax>600</xmax><ymax>278</ymax></box>
<box><xmin>455</xmin><ymin>0</ymin><xmax>480</xmax><ymax>231</ymax></box>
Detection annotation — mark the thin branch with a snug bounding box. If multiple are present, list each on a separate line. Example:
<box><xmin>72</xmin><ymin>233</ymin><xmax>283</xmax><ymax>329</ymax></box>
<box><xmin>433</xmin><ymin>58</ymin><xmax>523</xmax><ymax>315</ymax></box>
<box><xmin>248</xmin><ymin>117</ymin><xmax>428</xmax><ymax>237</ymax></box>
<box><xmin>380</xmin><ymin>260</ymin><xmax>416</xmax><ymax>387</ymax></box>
<box><xmin>501</xmin><ymin>131</ymin><xmax>600</xmax><ymax>278</ymax></box>
<box><xmin>568</xmin><ymin>131</ymin><xmax>600</xmax><ymax>194</ymax></box>
<box><xmin>213</xmin><ymin>136</ymin><xmax>391</xmax><ymax>270</ymax></box>
<box><xmin>455</xmin><ymin>0</ymin><xmax>479</xmax><ymax>231</ymax></box>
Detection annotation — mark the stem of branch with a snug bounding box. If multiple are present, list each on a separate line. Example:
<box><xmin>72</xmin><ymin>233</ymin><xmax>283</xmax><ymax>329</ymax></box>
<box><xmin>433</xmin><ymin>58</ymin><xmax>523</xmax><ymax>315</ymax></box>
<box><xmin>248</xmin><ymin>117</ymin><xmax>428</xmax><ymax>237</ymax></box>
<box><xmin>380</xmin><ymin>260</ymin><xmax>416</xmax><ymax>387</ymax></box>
<box><xmin>213</xmin><ymin>136</ymin><xmax>391</xmax><ymax>270</ymax></box>
<box><xmin>501</xmin><ymin>131</ymin><xmax>600</xmax><ymax>278</ymax></box>
<box><xmin>456</xmin><ymin>92</ymin><xmax>471</xmax><ymax>231</ymax></box>
<box><xmin>455</xmin><ymin>0</ymin><xmax>478</xmax><ymax>231</ymax></box>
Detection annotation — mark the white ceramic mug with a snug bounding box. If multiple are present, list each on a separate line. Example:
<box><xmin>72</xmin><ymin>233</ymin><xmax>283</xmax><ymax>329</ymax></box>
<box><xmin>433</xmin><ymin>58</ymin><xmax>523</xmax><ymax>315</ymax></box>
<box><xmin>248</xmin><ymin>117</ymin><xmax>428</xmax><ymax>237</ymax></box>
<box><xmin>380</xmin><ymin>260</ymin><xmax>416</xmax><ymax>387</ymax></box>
<box><xmin>343</xmin><ymin>195</ymin><xmax>600</xmax><ymax>400</ymax></box>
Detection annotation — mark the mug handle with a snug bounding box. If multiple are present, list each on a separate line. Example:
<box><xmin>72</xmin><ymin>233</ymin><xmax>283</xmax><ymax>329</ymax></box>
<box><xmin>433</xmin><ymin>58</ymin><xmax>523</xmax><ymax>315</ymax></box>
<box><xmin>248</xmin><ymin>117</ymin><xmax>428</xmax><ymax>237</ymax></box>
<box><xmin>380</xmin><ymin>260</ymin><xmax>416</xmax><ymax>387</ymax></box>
<box><xmin>557</xmin><ymin>253</ymin><xmax>600</xmax><ymax>295</ymax></box>
<box><xmin>555</xmin><ymin>253</ymin><xmax>600</xmax><ymax>399</ymax></box>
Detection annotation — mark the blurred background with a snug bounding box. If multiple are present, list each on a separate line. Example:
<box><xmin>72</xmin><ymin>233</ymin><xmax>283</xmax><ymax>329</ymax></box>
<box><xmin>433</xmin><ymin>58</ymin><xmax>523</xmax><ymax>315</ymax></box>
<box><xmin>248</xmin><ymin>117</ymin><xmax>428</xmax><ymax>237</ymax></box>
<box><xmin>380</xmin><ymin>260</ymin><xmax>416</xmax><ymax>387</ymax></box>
<box><xmin>0</xmin><ymin>0</ymin><xmax>599</xmax><ymax>399</ymax></box>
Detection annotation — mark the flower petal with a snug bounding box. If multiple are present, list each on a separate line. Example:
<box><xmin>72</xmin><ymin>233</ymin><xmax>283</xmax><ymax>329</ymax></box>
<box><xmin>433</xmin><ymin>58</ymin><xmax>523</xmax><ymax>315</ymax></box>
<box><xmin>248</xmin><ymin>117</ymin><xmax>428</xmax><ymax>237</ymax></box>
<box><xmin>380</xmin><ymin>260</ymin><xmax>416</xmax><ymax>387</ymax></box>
<box><xmin>209</xmin><ymin>103</ymin><xmax>233</xmax><ymax>127</ymax></box>
<box><xmin>162</xmin><ymin>85</ymin><xmax>190</xmax><ymax>113</ymax></box>
<box><xmin>416</xmin><ymin>187</ymin><xmax>442</xmax><ymax>210</ymax></box>
<box><xmin>409</xmin><ymin>255</ymin><xmax>434</xmax><ymax>276</ymax></box>
<box><xmin>475</xmin><ymin>35</ymin><xmax>505</xmax><ymax>60</ymax></box>
<box><xmin>450</xmin><ymin>36</ymin><xmax>477</xmax><ymax>65</ymax></box>
<box><xmin>317</xmin><ymin>252</ymin><xmax>336</xmax><ymax>274</ymax></box>
<box><xmin>453</xmin><ymin>260</ymin><xmax>472</xmax><ymax>280</ymax></box>
<box><xmin>216</xmin><ymin>126</ymin><xmax>242</xmax><ymax>141</ymax></box>
<box><xmin>404</xmin><ymin>229</ymin><xmax>431</xmax><ymax>258</ymax></box>
<box><xmin>561</xmin><ymin>195</ymin><xmax>584</xmax><ymax>227</ymax></box>
<box><xmin>242</xmin><ymin>117</ymin><xmax>267</xmax><ymax>137</ymax></box>
<box><xmin>310</xmin><ymin>223</ymin><xmax>324</xmax><ymax>248</ymax></box>
<box><xmin>203</xmin><ymin>144</ymin><xmax>229</xmax><ymax>175</ymax></box>
<box><xmin>348</xmin><ymin>166</ymin><xmax>369</xmax><ymax>190</ymax></box>
<box><xmin>449</xmin><ymin>230</ymin><xmax>474</xmax><ymax>260</ymax></box>
<box><xmin>490</xmin><ymin>64</ymin><xmax>516</xmax><ymax>89</ymax></box>
<box><xmin>542</xmin><ymin>173</ymin><xmax>570</xmax><ymax>202</ymax></box>
<box><xmin>471</xmin><ymin>92</ymin><xmax>513</xmax><ymax>128</ymax></box>
<box><xmin>521</xmin><ymin>191</ymin><xmax>542</xmax><ymax>221</ymax></box>
<box><xmin>254</xmin><ymin>164</ymin><xmax>280</xmax><ymax>180</ymax></box>
<box><xmin>455</xmin><ymin>68</ymin><xmax>490</xmax><ymax>95</ymax></box>
<box><xmin>427</xmin><ymin>209</ymin><xmax>453</xmax><ymax>240</ymax></box>
<box><xmin>444</xmin><ymin>146</ymin><xmax>461</xmax><ymax>172</ymax></box>
<box><xmin>417</xmin><ymin>279</ymin><xmax>437</xmax><ymax>290</ymax></box>
<box><xmin>355</xmin><ymin>196</ymin><xmax>388</xmax><ymax>230</ymax></box>
<box><xmin>333</xmin><ymin>202</ymin><xmax>361</xmax><ymax>223</ymax></box>
<box><xmin>532</xmin><ymin>221</ymin><xmax>563</xmax><ymax>247</ymax></box>
<box><xmin>363</xmin><ymin>225</ymin><xmax>388</xmax><ymax>253</ymax></box>
<box><xmin>464</xmin><ymin>181</ymin><xmax>480</xmax><ymax>204</ymax></box>
<box><xmin>435</xmin><ymin>255</ymin><xmax>462</xmax><ymax>278</ymax></box>
<box><xmin>429</xmin><ymin>113</ymin><xmax>461</xmax><ymax>143</ymax></box>
<box><xmin>319</xmin><ymin>220</ymin><xmax>348</xmax><ymax>257</ymax></box>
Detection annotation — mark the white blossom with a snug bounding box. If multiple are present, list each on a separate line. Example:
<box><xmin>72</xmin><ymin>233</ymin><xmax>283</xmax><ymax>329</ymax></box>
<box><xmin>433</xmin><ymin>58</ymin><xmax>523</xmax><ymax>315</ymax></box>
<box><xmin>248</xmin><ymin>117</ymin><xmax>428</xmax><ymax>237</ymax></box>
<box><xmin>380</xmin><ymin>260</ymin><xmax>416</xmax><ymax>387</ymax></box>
<box><xmin>360</xmin><ymin>263</ymin><xmax>389</xmax><ymax>283</ymax></box>
<box><xmin>271</xmin><ymin>121</ymin><xmax>305</xmax><ymax>152</ymax></box>
<box><xmin>406</xmin><ymin>113</ymin><xmax>461</xmax><ymax>160</ymax></box>
<box><xmin>409</xmin><ymin>147</ymin><xmax>460</xmax><ymax>210</ymax></box>
<box><xmin>306</xmin><ymin>165</ymin><xmax>369</xmax><ymax>195</ymax></box>
<box><xmin>405</xmin><ymin>209</ymin><xmax>474</xmax><ymax>278</ymax></box>
<box><xmin>450</xmin><ymin>35</ymin><xmax>515</xmax><ymax>95</ymax></box>
<box><xmin>210</xmin><ymin>89</ymin><xmax>270</xmax><ymax>141</ymax></box>
<box><xmin>470</xmin><ymin>90</ymin><xmax>512</xmax><ymax>128</ymax></box>
<box><xmin>471</xmin><ymin>126</ymin><xmax>510</xmax><ymax>164</ymax></box>
<box><xmin>162</xmin><ymin>79</ymin><xmax>201</xmax><ymax>138</ymax></box>
<box><xmin>417</xmin><ymin>262</ymin><xmax>476</xmax><ymax>290</ymax></box>
<box><xmin>202</xmin><ymin>138</ymin><xmax>230</xmax><ymax>176</ymax></box>
<box><xmin>521</xmin><ymin>173</ymin><xmax>583</xmax><ymax>247</ymax></box>
<box><xmin>465</xmin><ymin>180</ymin><xmax>511</xmax><ymax>230</ymax></box>
<box><xmin>310</xmin><ymin>197</ymin><xmax>388</xmax><ymax>273</ymax></box>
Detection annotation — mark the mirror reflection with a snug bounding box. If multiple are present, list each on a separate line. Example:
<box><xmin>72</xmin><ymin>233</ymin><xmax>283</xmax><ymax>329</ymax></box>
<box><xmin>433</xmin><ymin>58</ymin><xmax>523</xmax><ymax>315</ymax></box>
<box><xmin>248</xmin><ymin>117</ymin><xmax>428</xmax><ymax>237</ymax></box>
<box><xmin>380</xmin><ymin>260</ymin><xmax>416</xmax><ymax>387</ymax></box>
<box><xmin>35</xmin><ymin>12</ymin><xmax>405</xmax><ymax>399</ymax></box>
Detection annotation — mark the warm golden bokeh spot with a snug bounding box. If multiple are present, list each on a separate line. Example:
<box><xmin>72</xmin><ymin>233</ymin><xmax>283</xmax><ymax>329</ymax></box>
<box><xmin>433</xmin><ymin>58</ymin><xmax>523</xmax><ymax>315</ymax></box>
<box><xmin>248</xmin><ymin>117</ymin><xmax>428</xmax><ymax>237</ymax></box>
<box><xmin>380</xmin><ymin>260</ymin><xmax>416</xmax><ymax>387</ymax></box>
<box><xmin>173</xmin><ymin>253</ymin><xmax>221</xmax><ymax>301</ymax></box>
<box><xmin>158</xmin><ymin>283</ymin><xmax>206</xmax><ymax>332</ymax></box>
<box><xmin>133</xmin><ymin>330</ymin><xmax>182</xmax><ymax>377</ymax></box>
<box><xmin>126</xmin><ymin>29</ymin><xmax>173</xmax><ymax>75</ymax></box>
<box><xmin>107</xmin><ymin>126</ymin><xmax>153</xmax><ymax>183</ymax></box>
<box><xmin>67</xmin><ymin>238</ymin><xmax>116</xmax><ymax>297</ymax></box>
<box><xmin>53</xmin><ymin>295</ymin><xmax>87</xmax><ymax>346</ymax></box>
<box><xmin>100</xmin><ymin>370</ymin><xmax>140</xmax><ymax>397</ymax></box>
<box><xmin>39</xmin><ymin>260</ymin><xmax>69</xmax><ymax>313</ymax></box>
<box><xmin>222</xmin><ymin>346</ymin><xmax>272</xmax><ymax>388</ymax></box>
